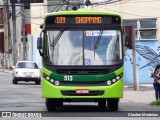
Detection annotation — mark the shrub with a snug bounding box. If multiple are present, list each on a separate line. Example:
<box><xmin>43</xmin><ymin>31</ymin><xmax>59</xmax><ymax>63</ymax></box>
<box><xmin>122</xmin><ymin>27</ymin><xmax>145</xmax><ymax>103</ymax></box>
<box><xmin>150</xmin><ymin>100</ymin><xmax>160</xmax><ymax>106</ymax></box>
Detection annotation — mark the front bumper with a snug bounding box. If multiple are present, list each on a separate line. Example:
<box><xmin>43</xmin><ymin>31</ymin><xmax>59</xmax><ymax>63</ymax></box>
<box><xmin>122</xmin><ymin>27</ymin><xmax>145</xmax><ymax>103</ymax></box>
<box><xmin>42</xmin><ymin>78</ymin><xmax>123</xmax><ymax>99</ymax></box>
<box><xmin>15</xmin><ymin>77</ymin><xmax>41</xmax><ymax>81</ymax></box>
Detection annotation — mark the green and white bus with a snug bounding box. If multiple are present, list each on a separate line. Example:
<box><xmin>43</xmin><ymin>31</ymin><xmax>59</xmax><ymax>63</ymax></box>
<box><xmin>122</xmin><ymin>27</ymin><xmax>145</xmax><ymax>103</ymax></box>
<box><xmin>37</xmin><ymin>9</ymin><xmax>126</xmax><ymax>111</ymax></box>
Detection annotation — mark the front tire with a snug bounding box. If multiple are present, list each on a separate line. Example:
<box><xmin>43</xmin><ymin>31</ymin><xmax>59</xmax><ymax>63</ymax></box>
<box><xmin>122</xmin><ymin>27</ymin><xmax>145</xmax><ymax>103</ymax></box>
<box><xmin>98</xmin><ymin>99</ymin><xmax>106</xmax><ymax>108</ymax></box>
<box><xmin>46</xmin><ymin>98</ymin><xmax>63</xmax><ymax>111</ymax></box>
<box><xmin>107</xmin><ymin>98</ymin><xmax>119</xmax><ymax>111</ymax></box>
<box><xmin>35</xmin><ymin>80</ymin><xmax>41</xmax><ymax>85</ymax></box>
<box><xmin>13</xmin><ymin>78</ymin><xmax>17</xmax><ymax>84</ymax></box>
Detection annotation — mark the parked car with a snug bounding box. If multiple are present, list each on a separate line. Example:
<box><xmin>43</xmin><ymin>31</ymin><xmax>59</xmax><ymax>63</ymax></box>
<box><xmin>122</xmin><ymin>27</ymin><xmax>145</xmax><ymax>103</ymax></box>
<box><xmin>12</xmin><ymin>61</ymin><xmax>41</xmax><ymax>85</ymax></box>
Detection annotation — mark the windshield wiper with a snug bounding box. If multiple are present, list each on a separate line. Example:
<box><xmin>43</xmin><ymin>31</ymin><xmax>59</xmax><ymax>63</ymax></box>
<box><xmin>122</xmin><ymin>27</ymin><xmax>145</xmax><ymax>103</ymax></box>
<box><xmin>94</xmin><ymin>29</ymin><xmax>103</xmax><ymax>49</ymax></box>
<box><xmin>51</xmin><ymin>28</ymin><xmax>65</xmax><ymax>47</ymax></box>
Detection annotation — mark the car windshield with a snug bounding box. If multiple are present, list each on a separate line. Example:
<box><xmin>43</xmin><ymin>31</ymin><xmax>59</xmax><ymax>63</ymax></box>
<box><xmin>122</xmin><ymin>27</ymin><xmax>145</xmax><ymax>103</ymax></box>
<box><xmin>45</xmin><ymin>30</ymin><xmax>122</xmax><ymax>66</ymax></box>
<box><xmin>16</xmin><ymin>62</ymin><xmax>38</xmax><ymax>69</ymax></box>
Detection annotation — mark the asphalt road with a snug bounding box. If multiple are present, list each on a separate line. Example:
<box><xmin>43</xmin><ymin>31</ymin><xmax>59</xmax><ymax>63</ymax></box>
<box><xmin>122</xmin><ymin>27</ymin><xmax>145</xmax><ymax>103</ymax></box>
<box><xmin>0</xmin><ymin>71</ymin><xmax>160</xmax><ymax>119</ymax></box>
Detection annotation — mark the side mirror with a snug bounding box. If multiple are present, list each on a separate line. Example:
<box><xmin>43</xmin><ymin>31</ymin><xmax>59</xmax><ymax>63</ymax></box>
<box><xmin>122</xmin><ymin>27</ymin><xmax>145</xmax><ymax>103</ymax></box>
<box><xmin>37</xmin><ymin>37</ymin><xmax>43</xmax><ymax>56</ymax></box>
<box><xmin>40</xmin><ymin>24</ymin><xmax>44</xmax><ymax>29</ymax></box>
<box><xmin>37</xmin><ymin>37</ymin><xmax>42</xmax><ymax>49</ymax></box>
<box><xmin>12</xmin><ymin>66</ymin><xmax>15</xmax><ymax>69</ymax></box>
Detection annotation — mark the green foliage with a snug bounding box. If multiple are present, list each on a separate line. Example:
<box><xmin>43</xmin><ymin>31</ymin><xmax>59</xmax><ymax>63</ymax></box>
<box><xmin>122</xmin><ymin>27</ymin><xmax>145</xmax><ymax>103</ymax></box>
<box><xmin>150</xmin><ymin>100</ymin><xmax>160</xmax><ymax>106</ymax></box>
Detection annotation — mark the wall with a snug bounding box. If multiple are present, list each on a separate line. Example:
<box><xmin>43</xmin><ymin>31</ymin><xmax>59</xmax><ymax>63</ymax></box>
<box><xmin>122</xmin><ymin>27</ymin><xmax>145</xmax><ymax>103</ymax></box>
<box><xmin>124</xmin><ymin>41</ymin><xmax>160</xmax><ymax>83</ymax></box>
<box><xmin>31</xmin><ymin>1</ymin><xmax>47</xmax><ymax>36</ymax></box>
<box><xmin>32</xmin><ymin>35</ymin><xmax>42</xmax><ymax>68</ymax></box>
<box><xmin>27</xmin><ymin>35</ymin><xmax>42</xmax><ymax>68</ymax></box>
<box><xmin>92</xmin><ymin>0</ymin><xmax>160</xmax><ymax>40</ymax></box>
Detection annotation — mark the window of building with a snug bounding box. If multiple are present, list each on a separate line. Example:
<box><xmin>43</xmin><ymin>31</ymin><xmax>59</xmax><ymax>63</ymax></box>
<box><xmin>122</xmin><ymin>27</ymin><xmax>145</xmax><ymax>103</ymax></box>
<box><xmin>123</xmin><ymin>19</ymin><xmax>157</xmax><ymax>41</ymax></box>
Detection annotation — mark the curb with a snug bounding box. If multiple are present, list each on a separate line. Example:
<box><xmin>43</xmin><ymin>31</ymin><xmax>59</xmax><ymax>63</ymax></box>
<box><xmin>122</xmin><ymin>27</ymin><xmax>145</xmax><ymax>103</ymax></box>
<box><xmin>0</xmin><ymin>69</ymin><xmax>13</xmax><ymax>74</ymax></box>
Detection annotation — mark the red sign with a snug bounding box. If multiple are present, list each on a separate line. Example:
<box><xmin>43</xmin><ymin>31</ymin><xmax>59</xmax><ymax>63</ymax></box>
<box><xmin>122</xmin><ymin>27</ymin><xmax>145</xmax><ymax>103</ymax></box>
<box><xmin>25</xmin><ymin>24</ymin><xmax>31</xmax><ymax>34</ymax></box>
<box><xmin>76</xmin><ymin>89</ymin><xmax>89</xmax><ymax>94</ymax></box>
<box><xmin>0</xmin><ymin>32</ymin><xmax>4</xmax><ymax>53</ymax></box>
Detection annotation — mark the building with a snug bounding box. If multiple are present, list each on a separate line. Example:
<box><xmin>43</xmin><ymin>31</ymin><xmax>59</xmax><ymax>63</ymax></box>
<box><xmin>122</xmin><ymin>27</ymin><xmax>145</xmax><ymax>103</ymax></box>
<box><xmin>1</xmin><ymin>0</ymin><xmax>46</xmax><ymax>68</ymax></box>
<box><xmin>92</xmin><ymin>0</ymin><xmax>160</xmax><ymax>84</ymax></box>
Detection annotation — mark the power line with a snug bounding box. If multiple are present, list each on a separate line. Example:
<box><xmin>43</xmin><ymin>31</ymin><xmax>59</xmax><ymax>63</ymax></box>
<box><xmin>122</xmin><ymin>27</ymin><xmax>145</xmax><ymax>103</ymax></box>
<box><xmin>0</xmin><ymin>0</ymin><xmax>160</xmax><ymax>7</ymax></box>
<box><xmin>50</xmin><ymin>0</ymin><xmax>64</xmax><ymax>12</ymax></box>
<box><xmin>93</xmin><ymin>0</ymin><xmax>127</xmax><ymax>5</ymax></box>
<box><xmin>125</xmin><ymin>0</ymin><xmax>160</xmax><ymax>3</ymax></box>
<box><xmin>20</xmin><ymin>10</ymin><xmax>43</xmax><ymax>19</ymax></box>
<box><xmin>105</xmin><ymin>0</ymin><xmax>130</xmax><ymax>6</ymax></box>
<box><xmin>96</xmin><ymin>5</ymin><xmax>159</xmax><ymax>18</ymax></box>
<box><xmin>3</xmin><ymin>0</ymin><xmax>160</xmax><ymax>22</ymax></box>
<box><xmin>30</xmin><ymin>21</ymin><xmax>41</xmax><ymax>25</ymax></box>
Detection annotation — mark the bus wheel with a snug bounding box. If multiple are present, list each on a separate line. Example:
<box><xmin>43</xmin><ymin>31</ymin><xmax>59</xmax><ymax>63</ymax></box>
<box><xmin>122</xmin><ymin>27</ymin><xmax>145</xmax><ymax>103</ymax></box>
<box><xmin>13</xmin><ymin>78</ymin><xmax>17</xmax><ymax>84</ymax></box>
<box><xmin>98</xmin><ymin>99</ymin><xmax>106</xmax><ymax>108</ymax></box>
<box><xmin>107</xmin><ymin>98</ymin><xmax>119</xmax><ymax>111</ymax></box>
<box><xmin>35</xmin><ymin>80</ymin><xmax>41</xmax><ymax>85</ymax></box>
<box><xmin>46</xmin><ymin>99</ymin><xmax>63</xmax><ymax>111</ymax></box>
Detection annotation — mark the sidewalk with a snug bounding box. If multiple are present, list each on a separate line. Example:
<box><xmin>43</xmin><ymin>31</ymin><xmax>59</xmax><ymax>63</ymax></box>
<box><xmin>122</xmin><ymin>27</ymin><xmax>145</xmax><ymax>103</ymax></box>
<box><xmin>124</xmin><ymin>83</ymin><xmax>154</xmax><ymax>91</ymax></box>
<box><xmin>121</xmin><ymin>90</ymin><xmax>156</xmax><ymax>104</ymax></box>
<box><xmin>0</xmin><ymin>68</ymin><xmax>13</xmax><ymax>74</ymax></box>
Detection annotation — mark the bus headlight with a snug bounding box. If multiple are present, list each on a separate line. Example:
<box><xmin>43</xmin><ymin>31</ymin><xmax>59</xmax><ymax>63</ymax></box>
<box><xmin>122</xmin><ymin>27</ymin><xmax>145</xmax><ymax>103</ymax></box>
<box><xmin>43</xmin><ymin>73</ymin><xmax>56</xmax><ymax>85</ymax></box>
<box><xmin>112</xmin><ymin>79</ymin><xmax>116</xmax><ymax>83</ymax></box>
<box><xmin>50</xmin><ymin>79</ymin><xmax>54</xmax><ymax>83</ymax></box>
<box><xmin>46</xmin><ymin>76</ymin><xmax>50</xmax><ymax>80</ymax></box>
<box><xmin>55</xmin><ymin>81</ymin><xmax>59</xmax><ymax>86</ymax></box>
<box><xmin>116</xmin><ymin>76</ymin><xmax>120</xmax><ymax>80</ymax></box>
<box><xmin>106</xmin><ymin>73</ymin><xmax>123</xmax><ymax>86</ymax></box>
<box><xmin>107</xmin><ymin>80</ymin><xmax>112</xmax><ymax>85</ymax></box>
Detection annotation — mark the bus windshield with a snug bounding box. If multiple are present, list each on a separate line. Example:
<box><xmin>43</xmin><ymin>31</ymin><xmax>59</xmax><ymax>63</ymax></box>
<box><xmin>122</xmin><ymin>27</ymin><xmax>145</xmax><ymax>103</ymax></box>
<box><xmin>46</xmin><ymin>30</ymin><xmax>122</xmax><ymax>66</ymax></box>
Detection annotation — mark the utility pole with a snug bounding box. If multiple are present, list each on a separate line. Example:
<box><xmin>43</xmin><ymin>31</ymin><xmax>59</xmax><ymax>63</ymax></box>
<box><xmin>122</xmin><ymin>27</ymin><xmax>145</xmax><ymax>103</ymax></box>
<box><xmin>12</xmin><ymin>3</ymin><xmax>17</xmax><ymax>65</ymax></box>
<box><xmin>123</xmin><ymin>26</ymin><xmax>138</xmax><ymax>91</ymax></box>
<box><xmin>3</xmin><ymin>0</ymin><xmax>11</xmax><ymax>68</ymax></box>
<box><xmin>22</xmin><ymin>1</ymin><xmax>31</xmax><ymax>60</ymax></box>
<box><xmin>132</xmin><ymin>28</ymin><xmax>139</xmax><ymax>91</ymax></box>
<box><xmin>7</xmin><ymin>0</ymin><xmax>11</xmax><ymax>68</ymax></box>
<box><xmin>3</xmin><ymin>0</ymin><xmax>8</xmax><ymax>68</ymax></box>
<box><xmin>21</xmin><ymin>5</ymin><xmax>27</xmax><ymax>60</ymax></box>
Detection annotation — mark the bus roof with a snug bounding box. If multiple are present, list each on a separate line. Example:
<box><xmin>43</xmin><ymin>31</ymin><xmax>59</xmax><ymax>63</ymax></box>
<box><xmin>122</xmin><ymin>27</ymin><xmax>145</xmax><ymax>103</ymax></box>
<box><xmin>45</xmin><ymin>9</ymin><xmax>121</xmax><ymax>18</ymax></box>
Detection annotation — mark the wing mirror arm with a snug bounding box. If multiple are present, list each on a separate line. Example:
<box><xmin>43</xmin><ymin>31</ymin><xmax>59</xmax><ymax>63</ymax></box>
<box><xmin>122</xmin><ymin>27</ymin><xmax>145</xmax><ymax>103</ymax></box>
<box><xmin>37</xmin><ymin>30</ymin><xmax>44</xmax><ymax>56</ymax></box>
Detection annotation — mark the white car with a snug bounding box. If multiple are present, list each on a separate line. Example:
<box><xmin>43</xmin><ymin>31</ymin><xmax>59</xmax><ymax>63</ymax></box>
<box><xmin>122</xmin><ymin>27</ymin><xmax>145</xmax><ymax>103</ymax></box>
<box><xmin>12</xmin><ymin>61</ymin><xmax>41</xmax><ymax>85</ymax></box>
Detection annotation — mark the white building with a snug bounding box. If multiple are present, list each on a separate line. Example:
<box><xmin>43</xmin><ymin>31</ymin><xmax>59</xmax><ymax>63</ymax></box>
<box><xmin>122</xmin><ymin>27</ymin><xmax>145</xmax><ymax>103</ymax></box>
<box><xmin>92</xmin><ymin>0</ymin><xmax>160</xmax><ymax>41</ymax></box>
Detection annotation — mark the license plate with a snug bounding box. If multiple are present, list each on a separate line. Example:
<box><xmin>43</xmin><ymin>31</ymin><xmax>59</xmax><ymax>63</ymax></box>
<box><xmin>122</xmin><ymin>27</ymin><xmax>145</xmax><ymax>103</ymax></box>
<box><xmin>25</xmin><ymin>72</ymin><xmax>33</xmax><ymax>77</ymax></box>
<box><xmin>76</xmin><ymin>89</ymin><xmax>89</xmax><ymax>94</ymax></box>
<box><xmin>25</xmin><ymin>75</ymin><xmax>32</xmax><ymax>78</ymax></box>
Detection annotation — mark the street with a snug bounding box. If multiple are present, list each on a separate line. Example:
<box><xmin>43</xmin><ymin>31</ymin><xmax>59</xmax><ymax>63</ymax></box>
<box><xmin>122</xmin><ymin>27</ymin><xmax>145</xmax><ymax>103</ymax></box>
<box><xmin>0</xmin><ymin>71</ymin><xmax>160</xmax><ymax>118</ymax></box>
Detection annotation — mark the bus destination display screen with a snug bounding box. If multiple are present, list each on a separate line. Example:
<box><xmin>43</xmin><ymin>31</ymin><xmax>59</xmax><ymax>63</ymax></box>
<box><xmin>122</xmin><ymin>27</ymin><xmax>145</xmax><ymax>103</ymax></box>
<box><xmin>45</xmin><ymin>15</ymin><xmax>121</xmax><ymax>26</ymax></box>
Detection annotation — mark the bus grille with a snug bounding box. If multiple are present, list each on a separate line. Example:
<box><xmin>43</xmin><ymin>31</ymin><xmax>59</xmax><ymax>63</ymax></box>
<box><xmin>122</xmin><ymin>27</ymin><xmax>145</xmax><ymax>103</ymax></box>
<box><xmin>59</xmin><ymin>81</ymin><xmax>107</xmax><ymax>86</ymax></box>
<box><xmin>55</xmin><ymin>69</ymin><xmax>110</xmax><ymax>75</ymax></box>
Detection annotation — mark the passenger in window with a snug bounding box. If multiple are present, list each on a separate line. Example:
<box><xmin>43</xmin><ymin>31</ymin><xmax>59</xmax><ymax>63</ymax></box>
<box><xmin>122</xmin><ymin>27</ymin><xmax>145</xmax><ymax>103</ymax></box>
<box><xmin>151</xmin><ymin>65</ymin><xmax>160</xmax><ymax>100</ymax></box>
